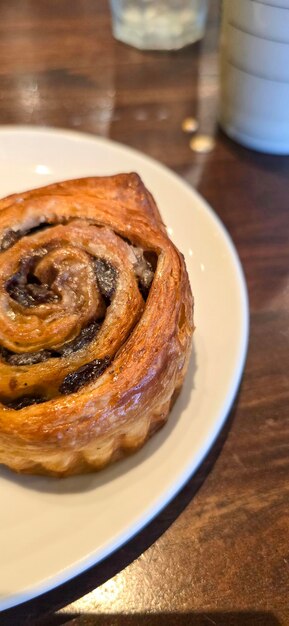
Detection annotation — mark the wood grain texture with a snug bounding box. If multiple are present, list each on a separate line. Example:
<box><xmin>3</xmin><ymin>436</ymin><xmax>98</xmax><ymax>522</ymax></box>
<box><xmin>1</xmin><ymin>0</ymin><xmax>289</xmax><ymax>625</ymax></box>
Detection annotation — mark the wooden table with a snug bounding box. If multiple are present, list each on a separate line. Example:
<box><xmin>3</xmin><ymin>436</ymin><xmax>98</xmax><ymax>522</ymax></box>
<box><xmin>1</xmin><ymin>1</ymin><xmax>289</xmax><ymax>625</ymax></box>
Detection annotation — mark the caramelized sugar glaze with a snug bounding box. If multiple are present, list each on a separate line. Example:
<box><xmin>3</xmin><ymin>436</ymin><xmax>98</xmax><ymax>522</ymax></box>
<box><xmin>0</xmin><ymin>174</ymin><xmax>194</xmax><ymax>476</ymax></box>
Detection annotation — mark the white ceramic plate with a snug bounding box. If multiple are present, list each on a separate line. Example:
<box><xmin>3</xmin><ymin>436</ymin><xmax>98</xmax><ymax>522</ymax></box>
<box><xmin>0</xmin><ymin>127</ymin><xmax>249</xmax><ymax>610</ymax></box>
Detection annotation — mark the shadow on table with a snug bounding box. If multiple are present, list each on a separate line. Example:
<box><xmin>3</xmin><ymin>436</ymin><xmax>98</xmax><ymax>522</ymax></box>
<box><xmin>33</xmin><ymin>610</ymin><xmax>282</xmax><ymax>626</ymax></box>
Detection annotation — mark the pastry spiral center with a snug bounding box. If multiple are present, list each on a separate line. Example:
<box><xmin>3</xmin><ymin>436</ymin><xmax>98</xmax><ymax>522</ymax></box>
<box><xmin>0</xmin><ymin>219</ymin><xmax>156</xmax><ymax>408</ymax></box>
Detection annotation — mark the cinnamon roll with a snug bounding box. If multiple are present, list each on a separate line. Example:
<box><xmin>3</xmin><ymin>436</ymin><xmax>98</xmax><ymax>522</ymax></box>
<box><xmin>0</xmin><ymin>173</ymin><xmax>194</xmax><ymax>476</ymax></box>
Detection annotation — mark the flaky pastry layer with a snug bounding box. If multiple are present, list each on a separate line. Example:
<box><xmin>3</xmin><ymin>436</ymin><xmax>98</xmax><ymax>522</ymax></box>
<box><xmin>0</xmin><ymin>173</ymin><xmax>194</xmax><ymax>476</ymax></box>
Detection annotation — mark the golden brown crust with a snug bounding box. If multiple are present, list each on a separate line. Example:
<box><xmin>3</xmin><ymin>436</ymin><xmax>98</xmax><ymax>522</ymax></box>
<box><xmin>0</xmin><ymin>173</ymin><xmax>194</xmax><ymax>476</ymax></box>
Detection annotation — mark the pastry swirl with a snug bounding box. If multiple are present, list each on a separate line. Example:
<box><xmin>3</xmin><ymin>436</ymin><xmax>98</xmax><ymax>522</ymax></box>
<box><xmin>0</xmin><ymin>173</ymin><xmax>194</xmax><ymax>476</ymax></box>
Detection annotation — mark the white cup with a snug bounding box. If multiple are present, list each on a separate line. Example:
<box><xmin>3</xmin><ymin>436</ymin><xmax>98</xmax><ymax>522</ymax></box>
<box><xmin>220</xmin><ymin>62</ymin><xmax>289</xmax><ymax>153</ymax></box>
<box><xmin>225</xmin><ymin>24</ymin><xmax>289</xmax><ymax>82</ymax></box>
<box><xmin>250</xmin><ymin>0</ymin><xmax>289</xmax><ymax>8</ymax></box>
<box><xmin>219</xmin><ymin>0</ymin><xmax>289</xmax><ymax>154</ymax></box>
<box><xmin>224</xmin><ymin>0</ymin><xmax>289</xmax><ymax>42</ymax></box>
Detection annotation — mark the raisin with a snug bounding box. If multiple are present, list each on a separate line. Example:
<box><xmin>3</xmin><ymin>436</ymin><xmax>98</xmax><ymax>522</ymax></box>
<box><xmin>0</xmin><ymin>346</ymin><xmax>11</xmax><ymax>361</ymax></box>
<box><xmin>7</xmin><ymin>350</ymin><xmax>53</xmax><ymax>366</ymax></box>
<box><xmin>0</xmin><ymin>230</ymin><xmax>22</xmax><ymax>251</ymax></box>
<box><xmin>25</xmin><ymin>223</ymin><xmax>52</xmax><ymax>237</ymax></box>
<box><xmin>6</xmin><ymin>274</ymin><xmax>57</xmax><ymax>307</ymax></box>
<box><xmin>6</xmin><ymin>395</ymin><xmax>46</xmax><ymax>410</ymax></box>
<box><xmin>0</xmin><ymin>320</ymin><xmax>103</xmax><ymax>366</ymax></box>
<box><xmin>0</xmin><ymin>224</ymin><xmax>53</xmax><ymax>252</ymax></box>
<box><xmin>57</xmin><ymin>320</ymin><xmax>101</xmax><ymax>357</ymax></box>
<box><xmin>5</xmin><ymin>249</ymin><xmax>58</xmax><ymax>307</ymax></box>
<box><xmin>60</xmin><ymin>356</ymin><xmax>110</xmax><ymax>395</ymax></box>
<box><xmin>94</xmin><ymin>259</ymin><xmax>118</xmax><ymax>299</ymax></box>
